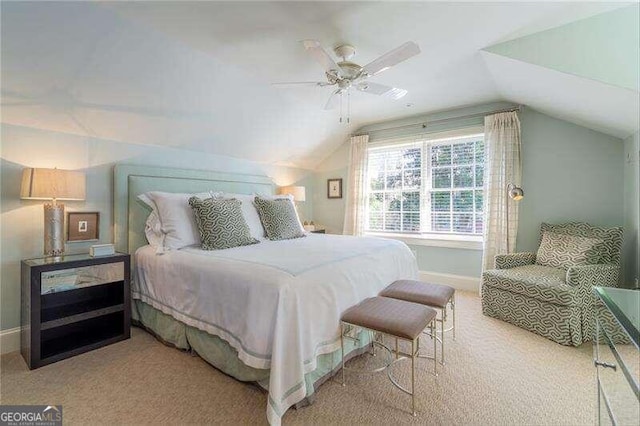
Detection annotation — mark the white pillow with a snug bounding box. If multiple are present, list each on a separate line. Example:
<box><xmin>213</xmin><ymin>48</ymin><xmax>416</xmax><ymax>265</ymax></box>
<box><xmin>137</xmin><ymin>194</ymin><xmax>164</xmax><ymax>248</ymax></box>
<box><xmin>146</xmin><ymin>191</ymin><xmax>212</xmax><ymax>249</ymax></box>
<box><xmin>145</xmin><ymin>210</ymin><xmax>165</xmax><ymax>248</ymax></box>
<box><xmin>220</xmin><ymin>193</ymin><xmax>267</xmax><ymax>240</ymax></box>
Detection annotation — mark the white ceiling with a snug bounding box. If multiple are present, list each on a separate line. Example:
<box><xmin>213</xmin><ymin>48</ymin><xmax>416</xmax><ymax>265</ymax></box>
<box><xmin>1</xmin><ymin>1</ymin><xmax>635</xmax><ymax>169</ymax></box>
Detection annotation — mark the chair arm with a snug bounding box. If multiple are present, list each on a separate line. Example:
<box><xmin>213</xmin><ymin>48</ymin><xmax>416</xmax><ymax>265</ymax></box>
<box><xmin>566</xmin><ymin>264</ymin><xmax>620</xmax><ymax>344</ymax></box>
<box><xmin>566</xmin><ymin>264</ymin><xmax>620</xmax><ymax>288</ymax></box>
<box><xmin>494</xmin><ymin>252</ymin><xmax>536</xmax><ymax>269</ymax></box>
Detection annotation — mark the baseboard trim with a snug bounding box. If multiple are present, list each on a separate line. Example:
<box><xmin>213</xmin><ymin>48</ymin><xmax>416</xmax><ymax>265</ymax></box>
<box><xmin>419</xmin><ymin>270</ymin><xmax>480</xmax><ymax>294</ymax></box>
<box><xmin>0</xmin><ymin>326</ymin><xmax>20</xmax><ymax>355</ymax></box>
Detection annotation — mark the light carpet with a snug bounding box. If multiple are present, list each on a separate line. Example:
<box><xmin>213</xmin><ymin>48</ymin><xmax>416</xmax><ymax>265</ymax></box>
<box><xmin>0</xmin><ymin>291</ymin><xmax>594</xmax><ymax>425</ymax></box>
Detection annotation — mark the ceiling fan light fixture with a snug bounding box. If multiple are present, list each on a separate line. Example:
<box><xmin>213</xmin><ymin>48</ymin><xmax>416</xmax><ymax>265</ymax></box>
<box><xmin>337</xmin><ymin>61</ymin><xmax>362</xmax><ymax>78</ymax></box>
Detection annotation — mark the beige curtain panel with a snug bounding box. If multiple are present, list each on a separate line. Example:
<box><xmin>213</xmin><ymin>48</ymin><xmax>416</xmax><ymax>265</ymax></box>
<box><xmin>482</xmin><ymin>111</ymin><xmax>522</xmax><ymax>271</ymax></box>
<box><xmin>343</xmin><ymin>134</ymin><xmax>369</xmax><ymax>236</ymax></box>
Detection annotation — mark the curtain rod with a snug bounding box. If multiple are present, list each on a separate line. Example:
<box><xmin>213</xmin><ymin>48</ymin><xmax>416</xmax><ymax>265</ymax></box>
<box><xmin>352</xmin><ymin>105</ymin><xmax>524</xmax><ymax>137</ymax></box>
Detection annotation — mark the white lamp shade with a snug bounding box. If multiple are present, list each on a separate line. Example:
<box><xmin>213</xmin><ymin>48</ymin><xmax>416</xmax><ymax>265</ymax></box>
<box><xmin>279</xmin><ymin>185</ymin><xmax>306</xmax><ymax>202</ymax></box>
<box><xmin>20</xmin><ymin>168</ymin><xmax>86</xmax><ymax>200</ymax></box>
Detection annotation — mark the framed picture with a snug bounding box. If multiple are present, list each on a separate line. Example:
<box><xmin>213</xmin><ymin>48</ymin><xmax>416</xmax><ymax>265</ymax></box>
<box><xmin>67</xmin><ymin>212</ymin><xmax>100</xmax><ymax>242</ymax></box>
<box><xmin>327</xmin><ymin>178</ymin><xmax>343</xmax><ymax>199</ymax></box>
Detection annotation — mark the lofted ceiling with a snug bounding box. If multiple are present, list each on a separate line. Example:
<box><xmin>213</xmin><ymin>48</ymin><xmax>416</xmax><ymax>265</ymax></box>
<box><xmin>1</xmin><ymin>1</ymin><xmax>637</xmax><ymax>170</ymax></box>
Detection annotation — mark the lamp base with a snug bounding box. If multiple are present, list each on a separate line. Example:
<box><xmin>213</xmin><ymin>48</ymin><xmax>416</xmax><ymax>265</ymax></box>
<box><xmin>44</xmin><ymin>202</ymin><xmax>65</xmax><ymax>257</ymax></box>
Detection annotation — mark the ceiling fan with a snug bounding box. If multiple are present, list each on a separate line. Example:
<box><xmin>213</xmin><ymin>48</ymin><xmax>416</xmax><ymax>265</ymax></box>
<box><xmin>273</xmin><ymin>40</ymin><xmax>420</xmax><ymax>122</ymax></box>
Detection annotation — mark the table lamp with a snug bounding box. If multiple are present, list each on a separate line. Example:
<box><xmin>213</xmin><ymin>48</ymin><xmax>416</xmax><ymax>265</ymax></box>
<box><xmin>20</xmin><ymin>168</ymin><xmax>86</xmax><ymax>257</ymax></box>
<box><xmin>279</xmin><ymin>186</ymin><xmax>306</xmax><ymax>203</ymax></box>
<box><xmin>278</xmin><ymin>185</ymin><xmax>306</xmax><ymax>222</ymax></box>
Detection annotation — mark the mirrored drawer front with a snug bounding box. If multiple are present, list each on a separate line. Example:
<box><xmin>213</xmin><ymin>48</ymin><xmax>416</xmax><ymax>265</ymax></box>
<box><xmin>596</xmin><ymin>339</ymin><xmax>640</xmax><ymax>425</ymax></box>
<box><xmin>41</xmin><ymin>262</ymin><xmax>124</xmax><ymax>294</ymax></box>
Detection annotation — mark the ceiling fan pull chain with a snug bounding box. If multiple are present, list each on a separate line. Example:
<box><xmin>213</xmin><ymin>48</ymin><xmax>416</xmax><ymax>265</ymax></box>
<box><xmin>339</xmin><ymin>92</ymin><xmax>343</xmax><ymax>123</ymax></box>
<box><xmin>347</xmin><ymin>90</ymin><xmax>351</xmax><ymax>124</ymax></box>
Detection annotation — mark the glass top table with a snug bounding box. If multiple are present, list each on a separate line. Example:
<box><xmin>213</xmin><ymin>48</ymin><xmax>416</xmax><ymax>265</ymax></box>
<box><xmin>594</xmin><ymin>286</ymin><xmax>639</xmax><ymax>349</ymax></box>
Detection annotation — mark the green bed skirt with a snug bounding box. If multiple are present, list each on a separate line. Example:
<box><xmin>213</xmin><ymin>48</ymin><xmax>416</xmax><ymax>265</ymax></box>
<box><xmin>132</xmin><ymin>300</ymin><xmax>370</xmax><ymax>401</ymax></box>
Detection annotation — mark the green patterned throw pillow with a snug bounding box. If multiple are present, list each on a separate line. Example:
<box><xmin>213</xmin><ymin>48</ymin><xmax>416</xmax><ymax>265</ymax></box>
<box><xmin>253</xmin><ymin>196</ymin><xmax>306</xmax><ymax>241</ymax></box>
<box><xmin>536</xmin><ymin>231</ymin><xmax>603</xmax><ymax>269</ymax></box>
<box><xmin>188</xmin><ymin>197</ymin><xmax>259</xmax><ymax>250</ymax></box>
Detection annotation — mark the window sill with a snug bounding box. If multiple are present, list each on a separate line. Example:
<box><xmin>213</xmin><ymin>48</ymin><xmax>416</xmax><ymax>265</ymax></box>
<box><xmin>365</xmin><ymin>232</ymin><xmax>483</xmax><ymax>250</ymax></box>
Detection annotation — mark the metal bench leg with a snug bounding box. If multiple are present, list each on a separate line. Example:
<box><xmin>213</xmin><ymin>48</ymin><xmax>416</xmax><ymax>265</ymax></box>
<box><xmin>432</xmin><ymin>320</ymin><xmax>438</xmax><ymax>376</ymax></box>
<box><xmin>411</xmin><ymin>338</ymin><xmax>416</xmax><ymax>416</ymax></box>
<box><xmin>370</xmin><ymin>330</ymin><xmax>376</xmax><ymax>356</ymax></box>
<box><xmin>441</xmin><ymin>307</ymin><xmax>445</xmax><ymax>365</ymax></box>
<box><xmin>452</xmin><ymin>293</ymin><xmax>456</xmax><ymax>341</ymax></box>
<box><xmin>341</xmin><ymin>323</ymin><xmax>346</xmax><ymax>386</ymax></box>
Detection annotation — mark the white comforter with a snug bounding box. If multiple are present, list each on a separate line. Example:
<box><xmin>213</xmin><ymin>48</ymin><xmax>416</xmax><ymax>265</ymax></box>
<box><xmin>133</xmin><ymin>234</ymin><xmax>418</xmax><ymax>425</ymax></box>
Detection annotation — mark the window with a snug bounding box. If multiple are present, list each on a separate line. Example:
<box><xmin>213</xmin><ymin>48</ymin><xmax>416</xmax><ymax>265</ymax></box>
<box><xmin>365</xmin><ymin>131</ymin><xmax>484</xmax><ymax>239</ymax></box>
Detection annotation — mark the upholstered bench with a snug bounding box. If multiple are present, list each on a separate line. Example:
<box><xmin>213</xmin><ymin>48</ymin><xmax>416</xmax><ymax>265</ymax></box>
<box><xmin>340</xmin><ymin>296</ymin><xmax>438</xmax><ymax>416</ymax></box>
<box><xmin>380</xmin><ymin>280</ymin><xmax>456</xmax><ymax>364</ymax></box>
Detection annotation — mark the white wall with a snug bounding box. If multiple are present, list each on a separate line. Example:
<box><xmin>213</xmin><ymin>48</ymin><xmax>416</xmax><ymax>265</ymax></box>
<box><xmin>0</xmin><ymin>124</ymin><xmax>314</xmax><ymax>331</ymax></box>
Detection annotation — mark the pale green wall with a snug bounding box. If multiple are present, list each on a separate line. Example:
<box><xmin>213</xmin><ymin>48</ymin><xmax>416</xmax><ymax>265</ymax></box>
<box><xmin>312</xmin><ymin>105</ymin><xmax>625</xmax><ymax>277</ymax></box>
<box><xmin>0</xmin><ymin>124</ymin><xmax>314</xmax><ymax>331</ymax></box>
<box><xmin>312</xmin><ymin>142</ymin><xmax>349</xmax><ymax>234</ymax></box>
<box><xmin>517</xmin><ymin>109</ymin><xmax>624</xmax><ymax>250</ymax></box>
<box><xmin>485</xmin><ymin>4</ymin><xmax>640</xmax><ymax>91</ymax></box>
<box><xmin>623</xmin><ymin>131</ymin><xmax>639</xmax><ymax>287</ymax></box>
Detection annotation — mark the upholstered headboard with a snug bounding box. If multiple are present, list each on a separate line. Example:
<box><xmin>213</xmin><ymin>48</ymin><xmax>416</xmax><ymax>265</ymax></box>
<box><xmin>113</xmin><ymin>164</ymin><xmax>274</xmax><ymax>254</ymax></box>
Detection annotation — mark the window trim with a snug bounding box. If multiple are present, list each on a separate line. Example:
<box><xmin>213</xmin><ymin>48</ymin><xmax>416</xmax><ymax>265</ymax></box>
<box><xmin>365</xmin><ymin>231</ymin><xmax>483</xmax><ymax>250</ymax></box>
<box><xmin>364</xmin><ymin>126</ymin><xmax>485</xmax><ymax>243</ymax></box>
<box><xmin>425</xmin><ymin>134</ymin><xmax>484</xmax><ymax>236</ymax></box>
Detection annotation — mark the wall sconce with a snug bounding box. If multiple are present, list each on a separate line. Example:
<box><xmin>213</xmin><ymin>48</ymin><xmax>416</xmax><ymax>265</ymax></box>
<box><xmin>20</xmin><ymin>168</ymin><xmax>86</xmax><ymax>258</ymax></box>
<box><xmin>507</xmin><ymin>183</ymin><xmax>524</xmax><ymax>201</ymax></box>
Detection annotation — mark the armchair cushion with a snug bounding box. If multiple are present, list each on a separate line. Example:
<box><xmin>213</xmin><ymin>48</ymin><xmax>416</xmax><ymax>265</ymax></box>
<box><xmin>539</xmin><ymin>222</ymin><xmax>623</xmax><ymax>264</ymax></box>
<box><xmin>536</xmin><ymin>231</ymin><xmax>603</xmax><ymax>269</ymax></box>
<box><xmin>566</xmin><ymin>264</ymin><xmax>620</xmax><ymax>288</ymax></box>
<box><xmin>482</xmin><ymin>265</ymin><xmax>574</xmax><ymax>306</ymax></box>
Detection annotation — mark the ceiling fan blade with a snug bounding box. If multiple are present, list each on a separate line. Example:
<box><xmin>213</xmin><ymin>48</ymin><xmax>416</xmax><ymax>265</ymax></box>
<box><xmin>271</xmin><ymin>82</ymin><xmax>331</xmax><ymax>88</ymax></box>
<box><xmin>324</xmin><ymin>90</ymin><xmax>341</xmax><ymax>110</ymax></box>
<box><xmin>362</xmin><ymin>41</ymin><xmax>420</xmax><ymax>77</ymax></box>
<box><xmin>301</xmin><ymin>40</ymin><xmax>342</xmax><ymax>76</ymax></box>
<box><xmin>357</xmin><ymin>82</ymin><xmax>407</xmax><ymax>100</ymax></box>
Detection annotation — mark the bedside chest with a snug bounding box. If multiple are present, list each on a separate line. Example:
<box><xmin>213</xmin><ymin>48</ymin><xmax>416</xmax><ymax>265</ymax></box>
<box><xmin>21</xmin><ymin>253</ymin><xmax>131</xmax><ymax>369</ymax></box>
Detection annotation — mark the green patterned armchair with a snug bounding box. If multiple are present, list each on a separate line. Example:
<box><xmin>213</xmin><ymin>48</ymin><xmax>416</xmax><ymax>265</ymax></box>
<box><xmin>481</xmin><ymin>222</ymin><xmax>623</xmax><ymax>346</ymax></box>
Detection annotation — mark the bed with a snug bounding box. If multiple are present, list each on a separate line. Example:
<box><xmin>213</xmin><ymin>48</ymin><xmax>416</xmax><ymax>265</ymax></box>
<box><xmin>114</xmin><ymin>164</ymin><xmax>419</xmax><ymax>425</ymax></box>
